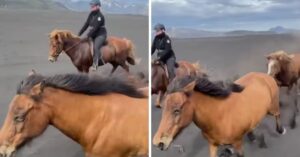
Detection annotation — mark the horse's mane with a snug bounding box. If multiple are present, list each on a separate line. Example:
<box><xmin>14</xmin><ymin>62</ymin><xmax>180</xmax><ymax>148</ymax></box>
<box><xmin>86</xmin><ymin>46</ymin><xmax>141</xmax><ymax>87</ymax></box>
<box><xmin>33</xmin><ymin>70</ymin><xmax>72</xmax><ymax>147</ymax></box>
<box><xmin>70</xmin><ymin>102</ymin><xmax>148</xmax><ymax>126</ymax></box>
<box><xmin>267</xmin><ymin>50</ymin><xmax>293</xmax><ymax>62</ymax></box>
<box><xmin>49</xmin><ymin>29</ymin><xmax>79</xmax><ymax>39</ymax></box>
<box><xmin>17</xmin><ymin>73</ymin><xmax>146</xmax><ymax>98</ymax></box>
<box><xmin>167</xmin><ymin>76</ymin><xmax>244</xmax><ymax>98</ymax></box>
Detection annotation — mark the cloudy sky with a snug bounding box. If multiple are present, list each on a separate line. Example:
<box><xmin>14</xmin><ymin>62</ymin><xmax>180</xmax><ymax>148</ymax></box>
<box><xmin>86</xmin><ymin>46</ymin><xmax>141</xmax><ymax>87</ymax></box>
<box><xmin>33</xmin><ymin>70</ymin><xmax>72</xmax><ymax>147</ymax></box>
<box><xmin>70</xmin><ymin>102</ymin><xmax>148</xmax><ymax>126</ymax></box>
<box><xmin>152</xmin><ymin>0</ymin><xmax>300</xmax><ymax>31</ymax></box>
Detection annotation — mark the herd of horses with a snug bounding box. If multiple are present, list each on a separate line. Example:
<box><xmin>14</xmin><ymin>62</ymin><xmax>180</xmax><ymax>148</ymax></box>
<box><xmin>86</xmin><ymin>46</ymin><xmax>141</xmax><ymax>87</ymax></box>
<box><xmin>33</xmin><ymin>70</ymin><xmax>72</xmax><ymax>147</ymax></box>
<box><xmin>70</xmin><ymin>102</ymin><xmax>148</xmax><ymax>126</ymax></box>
<box><xmin>0</xmin><ymin>29</ymin><xmax>148</xmax><ymax>157</ymax></box>
<box><xmin>0</xmin><ymin>27</ymin><xmax>300</xmax><ymax>157</ymax></box>
<box><xmin>152</xmin><ymin>50</ymin><xmax>300</xmax><ymax>157</ymax></box>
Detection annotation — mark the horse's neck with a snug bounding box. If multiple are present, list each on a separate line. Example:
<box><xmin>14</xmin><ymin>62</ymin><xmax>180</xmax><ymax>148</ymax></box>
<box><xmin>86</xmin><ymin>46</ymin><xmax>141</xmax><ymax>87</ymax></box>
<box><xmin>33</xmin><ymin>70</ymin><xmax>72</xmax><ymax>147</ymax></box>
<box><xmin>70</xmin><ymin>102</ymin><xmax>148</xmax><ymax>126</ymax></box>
<box><xmin>279</xmin><ymin>61</ymin><xmax>296</xmax><ymax>82</ymax></box>
<box><xmin>190</xmin><ymin>92</ymin><xmax>224</xmax><ymax>130</ymax></box>
<box><xmin>63</xmin><ymin>38</ymin><xmax>83</xmax><ymax>59</ymax></box>
<box><xmin>41</xmin><ymin>88</ymin><xmax>108</xmax><ymax>146</ymax></box>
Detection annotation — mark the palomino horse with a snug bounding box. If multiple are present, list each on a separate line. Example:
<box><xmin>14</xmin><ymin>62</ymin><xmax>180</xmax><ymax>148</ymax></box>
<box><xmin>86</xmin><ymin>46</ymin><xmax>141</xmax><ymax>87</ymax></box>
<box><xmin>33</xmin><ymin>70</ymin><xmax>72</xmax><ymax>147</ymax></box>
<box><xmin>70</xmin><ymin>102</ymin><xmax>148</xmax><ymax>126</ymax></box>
<box><xmin>153</xmin><ymin>72</ymin><xmax>286</xmax><ymax>157</ymax></box>
<box><xmin>0</xmin><ymin>71</ymin><xmax>148</xmax><ymax>157</ymax></box>
<box><xmin>48</xmin><ymin>29</ymin><xmax>136</xmax><ymax>73</ymax></box>
<box><xmin>266</xmin><ymin>50</ymin><xmax>300</xmax><ymax>128</ymax></box>
<box><xmin>151</xmin><ymin>60</ymin><xmax>206</xmax><ymax>107</ymax></box>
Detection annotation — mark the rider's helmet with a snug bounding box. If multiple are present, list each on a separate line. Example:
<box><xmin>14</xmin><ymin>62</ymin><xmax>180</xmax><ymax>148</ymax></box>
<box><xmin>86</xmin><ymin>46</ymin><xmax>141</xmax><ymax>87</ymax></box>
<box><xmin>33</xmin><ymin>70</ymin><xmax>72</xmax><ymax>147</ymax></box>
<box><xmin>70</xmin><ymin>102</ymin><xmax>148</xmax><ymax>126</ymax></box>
<box><xmin>90</xmin><ymin>0</ymin><xmax>101</xmax><ymax>6</ymax></box>
<box><xmin>154</xmin><ymin>23</ymin><xmax>166</xmax><ymax>31</ymax></box>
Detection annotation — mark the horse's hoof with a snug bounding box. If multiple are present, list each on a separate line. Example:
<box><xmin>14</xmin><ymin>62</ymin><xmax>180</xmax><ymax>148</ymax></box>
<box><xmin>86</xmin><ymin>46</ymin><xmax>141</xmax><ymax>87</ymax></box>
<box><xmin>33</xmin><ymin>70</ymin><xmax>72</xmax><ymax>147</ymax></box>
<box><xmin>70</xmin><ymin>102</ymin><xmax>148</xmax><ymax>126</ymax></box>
<box><xmin>280</xmin><ymin>127</ymin><xmax>287</xmax><ymax>135</ymax></box>
<box><xmin>219</xmin><ymin>148</ymin><xmax>233</xmax><ymax>157</ymax></box>
<box><xmin>259</xmin><ymin>142</ymin><xmax>268</xmax><ymax>149</ymax></box>
<box><xmin>155</xmin><ymin>105</ymin><xmax>161</xmax><ymax>108</ymax></box>
<box><xmin>290</xmin><ymin>119</ymin><xmax>297</xmax><ymax>129</ymax></box>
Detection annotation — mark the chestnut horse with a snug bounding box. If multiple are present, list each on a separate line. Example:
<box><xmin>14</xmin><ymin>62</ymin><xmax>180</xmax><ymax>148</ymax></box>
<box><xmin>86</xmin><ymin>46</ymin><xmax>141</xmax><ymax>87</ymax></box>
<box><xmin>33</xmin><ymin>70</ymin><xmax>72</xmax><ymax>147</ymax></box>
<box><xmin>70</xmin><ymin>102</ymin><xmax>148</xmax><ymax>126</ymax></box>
<box><xmin>48</xmin><ymin>29</ymin><xmax>136</xmax><ymax>73</ymax></box>
<box><xmin>0</xmin><ymin>71</ymin><xmax>148</xmax><ymax>157</ymax></box>
<box><xmin>153</xmin><ymin>72</ymin><xmax>286</xmax><ymax>157</ymax></box>
<box><xmin>266</xmin><ymin>50</ymin><xmax>300</xmax><ymax>128</ymax></box>
<box><xmin>151</xmin><ymin>60</ymin><xmax>206</xmax><ymax>107</ymax></box>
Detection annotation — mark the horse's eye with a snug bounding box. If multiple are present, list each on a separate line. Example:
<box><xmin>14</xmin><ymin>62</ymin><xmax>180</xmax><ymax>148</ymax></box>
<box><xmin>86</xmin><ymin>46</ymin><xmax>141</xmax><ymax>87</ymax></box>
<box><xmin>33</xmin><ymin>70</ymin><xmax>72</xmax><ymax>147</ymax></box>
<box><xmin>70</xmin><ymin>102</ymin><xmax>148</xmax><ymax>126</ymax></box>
<box><xmin>173</xmin><ymin>109</ymin><xmax>181</xmax><ymax>115</ymax></box>
<box><xmin>14</xmin><ymin>114</ymin><xmax>25</xmax><ymax>123</ymax></box>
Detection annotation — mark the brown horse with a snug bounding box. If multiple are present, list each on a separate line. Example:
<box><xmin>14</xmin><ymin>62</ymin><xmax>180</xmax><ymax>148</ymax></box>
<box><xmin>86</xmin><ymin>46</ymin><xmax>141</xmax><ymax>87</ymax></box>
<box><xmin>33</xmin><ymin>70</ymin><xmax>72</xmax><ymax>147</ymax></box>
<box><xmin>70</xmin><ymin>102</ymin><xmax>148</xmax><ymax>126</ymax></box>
<box><xmin>151</xmin><ymin>60</ymin><xmax>206</xmax><ymax>107</ymax></box>
<box><xmin>153</xmin><ymin>72</ymin><xmax>286</xmax><ymax>157</ymax></box>
<box><xmin>48</xmin><ymin>29</ymin><xmax>136</xmax><ymax>73</ymax></box>
<box><xmin>0</xmin><ymin>71</ymin><xmax>148</xmax><ymax>157</ymax></box>
<box><xmin>266</xmin><ymin>50</ymin><xmax>300</xmax><ymax>128</ymax></box>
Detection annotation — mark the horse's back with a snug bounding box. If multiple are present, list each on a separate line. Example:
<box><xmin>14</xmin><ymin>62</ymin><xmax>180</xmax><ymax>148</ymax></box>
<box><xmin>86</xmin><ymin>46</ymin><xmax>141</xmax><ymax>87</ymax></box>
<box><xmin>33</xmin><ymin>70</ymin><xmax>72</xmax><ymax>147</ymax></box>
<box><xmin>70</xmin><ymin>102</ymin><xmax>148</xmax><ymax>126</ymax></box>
<box><xmin>291</xmin><ymin>53</ymin><xmax>300</xmax><ymax>74</ymax></box>
<box><xmin>177</xmin><ymin>61</ymin><xmax>202</xmax><ymax>77</ymax></box>
<box><xmin>235</xmin><ymin>72</ymin><xmax>279</xmax><ymax>105</ymax></box>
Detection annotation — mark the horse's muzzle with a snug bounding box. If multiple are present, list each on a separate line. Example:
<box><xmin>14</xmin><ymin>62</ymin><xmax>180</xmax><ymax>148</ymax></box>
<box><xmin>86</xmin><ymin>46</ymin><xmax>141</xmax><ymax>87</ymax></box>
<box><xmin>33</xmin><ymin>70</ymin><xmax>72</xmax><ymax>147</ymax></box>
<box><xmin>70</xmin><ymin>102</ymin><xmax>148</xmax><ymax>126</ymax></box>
<box><xmin>48</xmin><ymin>56</ymin><xmax>57</xmax><ymax>63</ymax></box>
<box><xmin>0</xmin><ymin>145</ymin><xmax>16</xmax><ymax>157</ymax></box>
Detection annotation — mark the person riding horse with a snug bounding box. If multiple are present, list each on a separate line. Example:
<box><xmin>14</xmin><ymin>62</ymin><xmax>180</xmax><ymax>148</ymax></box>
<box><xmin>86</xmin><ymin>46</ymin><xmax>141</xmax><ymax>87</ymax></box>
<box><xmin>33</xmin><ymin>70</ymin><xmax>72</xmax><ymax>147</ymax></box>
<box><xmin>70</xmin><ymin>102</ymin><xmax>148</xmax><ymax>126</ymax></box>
<box><xmin>78</xmin><ymin>0</ymin><xmax>107</xmax><ymax>71</ymax></box>
<box><xmin>151</xmin><ymin>23</ymin><xmax>176</xmax><ymax>81</ymax></box>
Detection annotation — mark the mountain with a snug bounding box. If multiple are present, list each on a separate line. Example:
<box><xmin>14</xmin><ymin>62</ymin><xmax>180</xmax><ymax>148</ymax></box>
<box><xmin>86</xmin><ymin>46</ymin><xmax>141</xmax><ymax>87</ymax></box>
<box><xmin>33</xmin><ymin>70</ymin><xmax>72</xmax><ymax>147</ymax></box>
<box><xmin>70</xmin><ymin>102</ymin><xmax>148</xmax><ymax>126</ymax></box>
<box><xmin>0</xmin><ymin>0</ymin><xmax>67</xmax><ymax>10</ymax></box>
<box><xmin>54</xmin><ymin>0</ymin><xmax>148</xmax><ymax>15</ymax></box>
<box><xmin>0</xmin><ymin>0</ymin><xmax>148</xmax><ymax>15</ymax></box>
<box><xmin>167</xmin><ymin>26</ymin><xmax>300</xmax><ymax>38</ymax></box>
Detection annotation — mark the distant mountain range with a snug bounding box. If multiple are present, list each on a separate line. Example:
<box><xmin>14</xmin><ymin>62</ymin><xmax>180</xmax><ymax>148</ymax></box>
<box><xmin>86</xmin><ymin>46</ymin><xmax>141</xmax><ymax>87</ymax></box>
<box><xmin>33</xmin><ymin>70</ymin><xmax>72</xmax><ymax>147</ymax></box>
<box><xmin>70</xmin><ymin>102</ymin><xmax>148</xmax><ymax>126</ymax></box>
<box><xmin>0</xmin><ymin>0</ymin><xmax>148</xmax><ymax>15</ymax></box>
<box><xmin>167</xmin><ymin>26</ymin><xmax>300</xmax><ymax>38</ymax></box>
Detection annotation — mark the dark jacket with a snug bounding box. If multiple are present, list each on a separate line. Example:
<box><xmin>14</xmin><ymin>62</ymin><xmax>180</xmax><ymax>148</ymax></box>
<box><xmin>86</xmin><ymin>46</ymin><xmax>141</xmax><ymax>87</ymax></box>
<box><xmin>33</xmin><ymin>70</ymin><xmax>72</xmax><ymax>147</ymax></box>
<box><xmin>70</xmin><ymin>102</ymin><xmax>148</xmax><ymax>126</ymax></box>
<box><xmin>151</xmin><ymin>33</ymin><xmax>175</xmax><ymax>62</ymax></box>
<box><xmin>78</xmin><ymin>10</ymin><xmax>107</xmax><ymax>39</ymax></box>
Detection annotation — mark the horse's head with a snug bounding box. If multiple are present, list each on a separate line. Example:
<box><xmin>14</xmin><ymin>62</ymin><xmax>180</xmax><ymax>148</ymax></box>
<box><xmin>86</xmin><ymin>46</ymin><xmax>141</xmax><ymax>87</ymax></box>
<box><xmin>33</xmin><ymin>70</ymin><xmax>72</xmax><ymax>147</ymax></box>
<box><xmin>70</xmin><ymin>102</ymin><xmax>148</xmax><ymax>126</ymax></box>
<box><xmin>0</xmin><ymin>71</ymin><xmax>50</xmax><ymax>157</ymax></box>
<box><xmin>153</xmin><ymin>78</ymin><xmax>195</xmax><ymax>151</ymax></box>
<box><xmin>48</xmin><ymin>29</ymin><xmax>77</xmax><ymax>62</ymax></box>
<box><xmin>266</xmin><ymin>50</ymin><xmax>292</xmax><ymax>77</ymax></box>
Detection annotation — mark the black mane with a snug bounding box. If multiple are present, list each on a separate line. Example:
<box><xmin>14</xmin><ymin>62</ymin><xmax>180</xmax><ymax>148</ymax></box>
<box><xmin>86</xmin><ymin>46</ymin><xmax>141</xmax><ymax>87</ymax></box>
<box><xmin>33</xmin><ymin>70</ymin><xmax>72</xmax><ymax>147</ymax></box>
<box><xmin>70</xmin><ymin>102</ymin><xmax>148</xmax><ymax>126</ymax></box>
<box><xmin>167</xmin><ymin>76</ymin><xmax>244</xmax><ymax>98</ymax></box>
<box><xmin>17</xmin><ymin>73</ymin><xmax>145</xmax><ymax>98</ymax></box>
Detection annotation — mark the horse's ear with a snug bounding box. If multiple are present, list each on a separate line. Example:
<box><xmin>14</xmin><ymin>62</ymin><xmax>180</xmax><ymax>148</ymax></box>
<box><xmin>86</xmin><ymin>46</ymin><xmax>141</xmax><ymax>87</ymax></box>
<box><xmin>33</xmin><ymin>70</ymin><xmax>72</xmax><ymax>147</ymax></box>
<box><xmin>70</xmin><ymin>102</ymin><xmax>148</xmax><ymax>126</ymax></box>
<box><xmin>183</xmin><ymin>81</ymin><xmax>196</xmax><ymax>96</ymax></box>
<box><xmin>28</xmin><ymin>69</ymin><xmax>36</xmax><ymax>76</ymax></box>
<box><xmin>265</xmin><ymin>55</ymin><xmax>271</xmax><ymax>60</ymax></box>
<box><xmin>54</xmin><ymin>34</ymin><xmax>62</xmax><ymax>43</ymax></box>
<box><xmin>30</xmin><ymin>80</ymin><xmax>46</xmax><ymax>100</ymax></box>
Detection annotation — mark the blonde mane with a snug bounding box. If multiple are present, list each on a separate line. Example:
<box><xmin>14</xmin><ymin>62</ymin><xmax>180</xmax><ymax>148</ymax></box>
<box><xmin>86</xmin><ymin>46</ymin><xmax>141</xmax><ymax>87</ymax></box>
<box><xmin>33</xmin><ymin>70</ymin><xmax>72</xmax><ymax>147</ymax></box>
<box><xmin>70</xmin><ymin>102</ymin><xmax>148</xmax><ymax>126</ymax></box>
<box><xmin>267</xmin><ymin>50</ymin><xmax>293</xmax><ymax>61</ymax></box>
<box><xmin>49</xmin><ymin>29</ymin><xmax>80</xmax><ymax>39</ymax></box>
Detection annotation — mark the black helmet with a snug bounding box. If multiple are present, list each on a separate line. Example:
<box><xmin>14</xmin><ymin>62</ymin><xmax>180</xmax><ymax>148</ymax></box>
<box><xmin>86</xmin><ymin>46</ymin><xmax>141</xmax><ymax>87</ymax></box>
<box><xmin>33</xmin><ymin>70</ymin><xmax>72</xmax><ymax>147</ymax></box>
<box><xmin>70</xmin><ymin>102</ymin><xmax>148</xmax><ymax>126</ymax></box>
<box><xmin>154</xmin><ymin>23</ymin><xmax>165</xmax><ymax>31</ymax></box>
<box><xmin>90</xmin><ymin>0</ymin><xmax>101</xmax><ymax>6</ymax></box>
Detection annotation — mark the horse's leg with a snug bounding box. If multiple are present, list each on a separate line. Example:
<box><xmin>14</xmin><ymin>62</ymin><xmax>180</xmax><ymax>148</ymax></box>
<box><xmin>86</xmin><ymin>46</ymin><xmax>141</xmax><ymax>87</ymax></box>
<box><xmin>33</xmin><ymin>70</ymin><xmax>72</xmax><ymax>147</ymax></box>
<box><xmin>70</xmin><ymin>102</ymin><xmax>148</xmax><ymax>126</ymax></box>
<box><xmin>232</xmin><ymin>141</ymin><xmax>244</xmax><ymax>157</ymax></box>
<box><xmin>257</xmin><ymin>132</ymin><xmax>267</xmax><ymax>148</ymax></box>
<box><xmin>246</xmin><ymin>131</ymin><xmax>256</xmax><ymax>142</ymax></box>
<box><xmin>208</xmin><ymin>143</ymin><xmax>218</xmax><ymax>157</ymax></box>
<box><xmin>110</xmin><ymin>64</ymin><xmax>118</xmax><ymax>74</ymax></box>
<box><xmin>274</xmin><ymin>114</ymin><xmax>287</xmax><ymax>134</ymax></box>
<box><xmin>295</xmin><ymin>82</ymin><xmax>299</xmax><ymax>113</ymax></box>
<box><xmin>120</xmin><ymin>62</ymin><xmax>130</xmax><ymax>73</ymax></box>
<box><xmin>155</xmin><ymin>91</ymin><xmax>162</xmax><ymax>108</ymax></box>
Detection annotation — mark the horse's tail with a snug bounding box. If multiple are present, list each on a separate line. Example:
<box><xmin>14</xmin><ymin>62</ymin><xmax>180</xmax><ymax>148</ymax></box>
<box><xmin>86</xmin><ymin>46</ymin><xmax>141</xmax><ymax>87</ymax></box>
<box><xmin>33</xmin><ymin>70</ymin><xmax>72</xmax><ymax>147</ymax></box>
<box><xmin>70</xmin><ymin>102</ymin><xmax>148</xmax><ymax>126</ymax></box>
<box><xmin>125</xmin><ymin>38</ymin><xmax>136</xmax><ymax>65</ymax></box>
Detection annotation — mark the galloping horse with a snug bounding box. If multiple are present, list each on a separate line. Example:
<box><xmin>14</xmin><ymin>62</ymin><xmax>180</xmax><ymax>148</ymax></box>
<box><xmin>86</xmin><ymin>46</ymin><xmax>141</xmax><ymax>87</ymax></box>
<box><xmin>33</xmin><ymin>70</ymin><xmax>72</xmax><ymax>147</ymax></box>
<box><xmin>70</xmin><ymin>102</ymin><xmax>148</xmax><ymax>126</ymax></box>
<box><xmin>48</xmin><ymin>29</ymin><xmax>136</xmax><ymax>73</ymax></box>
<box><xmin>0</xmin><ymin>71</ymin><xmax>148</xmax><ymax>157</ymax></box>
<box><xmin>151</xmin><ymin>60</ymin><xmax>206</xmax><ymax>107</ymax></box>
<box><xmin>153</xmin><ymin>72</ymin><xmax>286</xmax><ymax>157</ymax></box>
<box><xmin>266</xmin><ymin>50</ymin><xmax>300</xmax><ymax>128</ymax></box>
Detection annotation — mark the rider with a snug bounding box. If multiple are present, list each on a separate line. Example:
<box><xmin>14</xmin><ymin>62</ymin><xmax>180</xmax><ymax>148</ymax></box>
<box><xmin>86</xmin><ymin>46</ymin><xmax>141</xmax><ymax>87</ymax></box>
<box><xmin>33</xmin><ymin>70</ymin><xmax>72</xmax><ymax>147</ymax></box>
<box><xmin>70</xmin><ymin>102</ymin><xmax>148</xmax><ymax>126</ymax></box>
<box><xmin>78</xmin><ymin>0</ymin><xmax>107</xmax><ymax>71</ymax></box>
<box><xmin>151</xmin><ymin>23</ymin><xmax>176</xmax><ymax>81</ymax></box>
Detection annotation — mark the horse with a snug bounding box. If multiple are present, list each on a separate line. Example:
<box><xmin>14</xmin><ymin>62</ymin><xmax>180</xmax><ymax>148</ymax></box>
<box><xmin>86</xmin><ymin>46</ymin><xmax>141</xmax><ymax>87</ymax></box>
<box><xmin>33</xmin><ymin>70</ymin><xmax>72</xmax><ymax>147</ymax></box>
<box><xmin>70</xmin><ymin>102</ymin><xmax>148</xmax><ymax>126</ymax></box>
<box><xmin>48</xmin><ymin>29</ymin><xmax>136</xmax><ymax>73</ymax></box>
<box><xmin>153</xmin><ymin>72</ymin><xmax>286</xmax><ymax>157</ymax></box>
<box><xmin>266</xmin><ymin>50</ymin><xmax>300</xmax><ymax>128</ymax></box>
<box><xmin>151</xmin><ymin>60</ymin><xmax>206</xmax><ymax>108</ymax></box>
<box><xmin>0</xmin><ymin>71</ymin><xmax>148</xmax><ymax>157</ymax></box>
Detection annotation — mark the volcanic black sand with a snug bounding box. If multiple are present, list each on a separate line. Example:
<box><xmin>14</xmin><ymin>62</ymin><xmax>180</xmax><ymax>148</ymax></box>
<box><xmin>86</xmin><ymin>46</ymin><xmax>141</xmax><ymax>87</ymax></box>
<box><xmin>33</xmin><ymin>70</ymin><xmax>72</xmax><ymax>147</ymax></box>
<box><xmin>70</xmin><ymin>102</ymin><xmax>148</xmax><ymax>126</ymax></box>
<box><xmin>152</xmin><ymin>34</ymin><xmax>300</xmax><ymax>157</ymax></box>
<box><xmin>0</xmin><ymin>9</ymin><xmax>148</xmax><ymax>157</ymax></box>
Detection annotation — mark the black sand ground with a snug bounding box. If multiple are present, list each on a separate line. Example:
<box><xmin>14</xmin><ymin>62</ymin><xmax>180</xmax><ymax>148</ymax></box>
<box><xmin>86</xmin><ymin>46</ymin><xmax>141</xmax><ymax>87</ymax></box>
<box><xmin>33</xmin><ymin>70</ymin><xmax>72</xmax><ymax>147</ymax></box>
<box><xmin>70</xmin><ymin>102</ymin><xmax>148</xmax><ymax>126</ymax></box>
<box><xmin>0</xmin><ymin>9</ymin><xmax>148</xmax><ymax>157</ymax></box>
<box><xmin>152</xmin><ymin>34</ymin><xmax>300</xmax><ymax>157</ymax></box>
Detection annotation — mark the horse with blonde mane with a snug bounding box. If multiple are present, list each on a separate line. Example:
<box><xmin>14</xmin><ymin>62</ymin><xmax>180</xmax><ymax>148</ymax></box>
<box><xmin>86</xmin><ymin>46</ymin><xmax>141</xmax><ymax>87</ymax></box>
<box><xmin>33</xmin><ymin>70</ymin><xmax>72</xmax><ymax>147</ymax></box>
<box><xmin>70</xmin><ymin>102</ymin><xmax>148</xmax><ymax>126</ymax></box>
<box><xmin>266</xmin><ymin>50</ymin><xmax>300</xmax><ymax>128</ymax></box>
<box><xmin>48</xmin><ymin>29</ymin><xmax>136</xmax><ymax>73</ymax></box>
<box><xmin>153</xmin><ymin>72</ymin><xmax>286</xmax><ymax>157</ymax></box>
<box><xmin>151</xmin><ymin>60</ymin><xmax>206</xmax><ymax>107</ymax></box>
<box><xmin>0</xmin><ymin>71</ymin><xmax>148</xmax><ymax>157</ymax></box>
